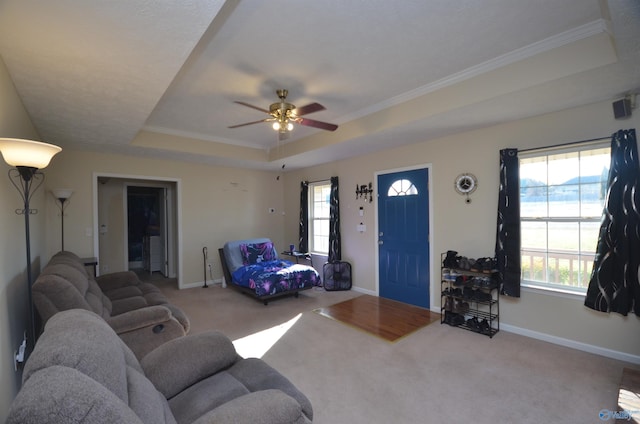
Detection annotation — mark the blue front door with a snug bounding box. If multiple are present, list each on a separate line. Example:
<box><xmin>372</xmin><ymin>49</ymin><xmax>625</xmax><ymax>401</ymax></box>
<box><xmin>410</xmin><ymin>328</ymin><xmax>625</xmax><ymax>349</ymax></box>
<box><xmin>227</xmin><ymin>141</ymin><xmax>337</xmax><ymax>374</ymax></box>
<box><xmin>378</xmin><ymin>168</ymin><xmax>430</xmax><ymax>308</ymax></box>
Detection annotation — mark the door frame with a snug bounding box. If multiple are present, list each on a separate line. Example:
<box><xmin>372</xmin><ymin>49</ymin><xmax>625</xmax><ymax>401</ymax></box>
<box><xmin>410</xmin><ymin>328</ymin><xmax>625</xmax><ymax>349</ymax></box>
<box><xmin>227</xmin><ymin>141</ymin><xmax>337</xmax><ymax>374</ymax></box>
<box><xmin>92</xmin><ymin>172</ymin><xmax>182</xmax><ymax>285</ymax></box>
<box><xmin>374</xmin><ymin>163</ymin><xmax>436</xmax><ymax>311</ymax></box>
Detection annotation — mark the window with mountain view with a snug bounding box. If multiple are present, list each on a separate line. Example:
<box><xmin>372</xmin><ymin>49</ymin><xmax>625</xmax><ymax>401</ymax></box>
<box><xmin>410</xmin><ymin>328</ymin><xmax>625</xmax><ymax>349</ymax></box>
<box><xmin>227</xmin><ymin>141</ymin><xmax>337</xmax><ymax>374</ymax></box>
<box><xmin>520</xmin><ymin>142</ymin><xmax>610</xmax><ymax>293</ymax></box>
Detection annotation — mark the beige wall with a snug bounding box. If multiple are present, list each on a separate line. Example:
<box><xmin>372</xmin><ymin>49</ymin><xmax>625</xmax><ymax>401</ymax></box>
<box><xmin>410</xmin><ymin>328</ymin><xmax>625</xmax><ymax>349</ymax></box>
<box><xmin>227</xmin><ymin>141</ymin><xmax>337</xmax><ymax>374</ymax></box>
<box><xmin>0</xmin><ymin>57</ymin><xmax>42</xmax><ymax>420</ymax></box>
<box><xmin>283</xmin><ymin>99</ymin><xmax>640</xmax><ymax>360</ymax></box>
<box><xmin>43</xmin><ymin>150</ymin><xmax>285</xmax><ymax>287</ymax></box>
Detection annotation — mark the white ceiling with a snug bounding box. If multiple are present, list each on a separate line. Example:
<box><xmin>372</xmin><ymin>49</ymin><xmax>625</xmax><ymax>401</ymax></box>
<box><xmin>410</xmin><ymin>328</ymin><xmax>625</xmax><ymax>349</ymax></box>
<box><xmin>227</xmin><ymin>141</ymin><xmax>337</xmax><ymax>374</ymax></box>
<box><xmin>0</xmin><ymin>0</ymin><xmax>638</xmax><ymax>171</ymax></box>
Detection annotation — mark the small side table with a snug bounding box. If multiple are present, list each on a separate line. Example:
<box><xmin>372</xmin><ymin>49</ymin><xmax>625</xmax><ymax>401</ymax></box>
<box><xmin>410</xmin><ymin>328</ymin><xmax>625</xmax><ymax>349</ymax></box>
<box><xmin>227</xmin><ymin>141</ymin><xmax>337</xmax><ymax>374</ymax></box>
<box><xmin>81</xmin><ymin>257</ymin><xmax>98</xmax><ymax>277</ymax></box>
<box><xmin>281</xmin><ymin>251</ymin><xmax>312</xmax><ymax>264</ymax></box>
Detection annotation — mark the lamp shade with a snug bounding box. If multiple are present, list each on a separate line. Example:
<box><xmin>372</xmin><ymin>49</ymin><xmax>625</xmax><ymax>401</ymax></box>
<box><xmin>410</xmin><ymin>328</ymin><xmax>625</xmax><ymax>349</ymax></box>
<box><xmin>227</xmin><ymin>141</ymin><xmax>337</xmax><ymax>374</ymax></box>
<box><xmin>52</xmin><ymin>188</ymin><xmax>73</xmax><ymax>200</ymax></box>
<box><xmin>0</xmin><ymin>138</ymin><xmax>61</xmax><ymax>169</ymax></box>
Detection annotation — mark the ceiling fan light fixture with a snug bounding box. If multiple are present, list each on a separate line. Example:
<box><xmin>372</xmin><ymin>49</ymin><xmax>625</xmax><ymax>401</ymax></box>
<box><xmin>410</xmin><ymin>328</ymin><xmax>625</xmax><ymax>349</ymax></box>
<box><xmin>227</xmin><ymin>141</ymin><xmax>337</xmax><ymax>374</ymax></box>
<box><xmin>230</xmin><ymin>89</ymin><xmax>338</xmax><ymax>133</ymax></box>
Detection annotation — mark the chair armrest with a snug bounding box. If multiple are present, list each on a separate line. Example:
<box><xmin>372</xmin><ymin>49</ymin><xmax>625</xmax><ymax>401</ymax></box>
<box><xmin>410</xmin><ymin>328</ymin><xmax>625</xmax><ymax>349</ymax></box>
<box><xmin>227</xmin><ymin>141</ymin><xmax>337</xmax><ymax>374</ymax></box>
<box><xmin>96</xmin><ymin>271</ymin><xmax>141</xmax><ymax>291</ymax></box>
<box><xmin>106</xmin><ymin>305</ymin><xmax>172</xmax><ymax>333</ymax></box>
<box><xmin>192</xmin><ymin>390</ymin><xmax>311</xmax><ymax>424</ymax></box>
<box><xmin>141</xmin><ymin>331</ymin><xmax>240</xmax><ymax>399</ymax></box>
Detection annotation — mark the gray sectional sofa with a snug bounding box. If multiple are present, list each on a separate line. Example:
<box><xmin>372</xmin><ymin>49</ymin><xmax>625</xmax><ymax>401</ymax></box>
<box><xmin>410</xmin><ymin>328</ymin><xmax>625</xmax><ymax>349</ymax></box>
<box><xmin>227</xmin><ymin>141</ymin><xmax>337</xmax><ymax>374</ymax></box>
<box><xmin>7</xmin><ymin>309</ymin><xmax>313</xmax><ymax>423</ymax></box>
<box><xmin>32</xmin><ymin>251</ymin><xmax>190</xmax><ymax>358</ymax></box>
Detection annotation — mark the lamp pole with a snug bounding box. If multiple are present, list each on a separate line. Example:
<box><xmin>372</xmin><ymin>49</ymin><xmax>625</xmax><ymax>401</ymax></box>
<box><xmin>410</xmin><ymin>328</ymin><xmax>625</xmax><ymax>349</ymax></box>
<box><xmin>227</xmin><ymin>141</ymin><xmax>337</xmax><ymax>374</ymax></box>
<box><xmin>60</xmin><ymin>198</ymin><xmax>65</xmax><ymax>250</ymax></box>
<box><xmin>11</xmin><ymin>166</ymin><xmax>41</xmax><ymax>353</ymax></box>
<box><xmin>52</xmin><ymin>189</ymin><xmax>73</xmax><ymax>251</ymax></box>
<box><xmin>0</xmin><ymin>138</ymin><xmax>62</xmax><ymax>360</ymax></box>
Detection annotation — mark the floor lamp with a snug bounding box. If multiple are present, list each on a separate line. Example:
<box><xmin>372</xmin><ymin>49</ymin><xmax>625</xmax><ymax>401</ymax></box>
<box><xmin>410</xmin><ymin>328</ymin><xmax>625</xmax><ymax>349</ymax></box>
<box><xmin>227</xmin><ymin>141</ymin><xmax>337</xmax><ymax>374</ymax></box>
<box><xmin>0</xmin><ymin>138</ymin><xmax>61</xmax><ymax>357</ymax></box>
<box><xmin>52</xmin><ymin>189</ymin><xmax>73</xmax><ymax>251</ymax></box>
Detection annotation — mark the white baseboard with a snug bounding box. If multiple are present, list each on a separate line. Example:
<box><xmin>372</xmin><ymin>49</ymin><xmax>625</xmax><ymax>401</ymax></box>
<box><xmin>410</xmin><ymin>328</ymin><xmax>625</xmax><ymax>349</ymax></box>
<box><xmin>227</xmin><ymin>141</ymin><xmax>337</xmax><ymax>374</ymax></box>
<box><xmin>500</xmin><ymin>323</ymin><xmax>640</xmax><ymax>365</ymax></box>
<box><xmin>351</xmin><ymin>286</ymin><xmax>377</xmax><ymax>296</ymax></box>
<box><xmin>181</xmin><ymin>278</ymin><xmax>223</xmax><ymax>290</ymax></box>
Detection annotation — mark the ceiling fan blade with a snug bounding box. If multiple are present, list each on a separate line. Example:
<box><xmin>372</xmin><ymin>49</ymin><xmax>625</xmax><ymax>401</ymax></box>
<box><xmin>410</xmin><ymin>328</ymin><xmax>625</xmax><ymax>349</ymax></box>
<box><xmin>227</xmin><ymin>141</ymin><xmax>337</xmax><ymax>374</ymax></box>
<box><xmin>298</xmin><ymin>118</ymin><xmax>338</xmax><ymax>131</ymax></box>
<box><xmin>293</xmin><ymin>102</ymin><xmax>325</xmax><ymax>116</ymax></box>
<box><xmin>234</xmin><ymin>101</ymin><xmax>270</xmax><ymax>114</ymax></box>
<box><xmin>228</xmin><ymin>119</ymin><xmax>269</xmax><ymax>129</ymax></box>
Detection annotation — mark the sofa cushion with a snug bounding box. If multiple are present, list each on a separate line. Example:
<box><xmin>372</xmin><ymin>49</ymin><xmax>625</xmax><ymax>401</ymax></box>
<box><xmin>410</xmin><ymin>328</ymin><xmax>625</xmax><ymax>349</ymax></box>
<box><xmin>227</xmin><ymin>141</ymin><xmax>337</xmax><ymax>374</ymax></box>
<box><xmin>227</xmin><ymin>358</ymin><xmax>314</xmax><ymax>421</ymax></box>
<box><xmin>141</xmin><ymin>330</ymin><xmax>239</xmax><ymax>399</ymax></box>
<box><xmin>190</xmin><ymin>390</ymin><xmax>309</xmax><ymax>424</ymax></box>
<box><xmin>48</xmin><ymin>250</ymin><xmax>91</xmax><ymax>278</ymax></box>
<box><xmin>20</xmin><ymin>310</ymin><xmax>175</xmax><ymax>424</ymax></box>
<box><xmin>168</xmin><ymin>372</ymin><xmax>250</xmax><ymax>424</ymax></box>
<box><xmin>8</xmin><ymin>366</ymin><xmax>148</xmax><ymax>424</ymax></box>
<box><xmin>34</xmin><ymin>264</ymin><xmax>112</xmax><ymax>321</ymax></box>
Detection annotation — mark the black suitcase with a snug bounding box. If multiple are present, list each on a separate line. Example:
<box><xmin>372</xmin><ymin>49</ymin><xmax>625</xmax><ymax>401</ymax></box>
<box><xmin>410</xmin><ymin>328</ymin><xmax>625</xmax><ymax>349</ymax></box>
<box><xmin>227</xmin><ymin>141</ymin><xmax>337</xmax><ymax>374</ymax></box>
<box><xmin>323</xmin><ymin>261</ymin><xmax>352</xmax><ymax>291</ymax></box>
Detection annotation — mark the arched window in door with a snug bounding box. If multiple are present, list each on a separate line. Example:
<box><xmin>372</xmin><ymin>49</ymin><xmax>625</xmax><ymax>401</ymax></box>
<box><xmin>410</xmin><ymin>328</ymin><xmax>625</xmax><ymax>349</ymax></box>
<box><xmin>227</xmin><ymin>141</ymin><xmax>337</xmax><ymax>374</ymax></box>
<box><xmin>388</xmin><ymin>179</ymin><xmax>418</xmax><ymax>197</ymax></box>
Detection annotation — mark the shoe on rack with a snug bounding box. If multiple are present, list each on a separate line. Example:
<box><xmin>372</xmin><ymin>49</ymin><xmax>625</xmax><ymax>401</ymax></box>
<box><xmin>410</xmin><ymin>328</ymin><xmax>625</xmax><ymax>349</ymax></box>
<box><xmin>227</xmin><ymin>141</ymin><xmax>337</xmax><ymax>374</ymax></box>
<box><xmin>462</xmin><ymin>286</ymin><xmax>476</xmax><ymax>299</ymax></box>
<box><xmin>479</xmin><ymin>319</ymin><xmax>492</xmax><ymax>335</ymax></box>
<box><xmin>474</xmin><ymin>291</ymin><xmax>492</xmax><ymax>302</ymax></box>
<box><xmin>470</xmin><ymin>258</ymin><xmax>484</xmax><ymax>273</ymax></box>
<box><xmin>453</xmin><ymin>300</ymin><xmax>469</xmax><ymax>314</ymax></box>
<box><xmin>447</xmin><ymin>270</ymin><xmax>461</xmax><ymax>282</ymax></box>
<box><xmin>442</xmin><ymin>268</ymin><xmax>450</xmax><ymax>281</ymax></box>
<box><xmin>443</xmin><ymin>310</ymin><xmax>453</xmax><ymax>324</ymax></box>
<box><xmin>466</xmin><ymin>317</ymin><xmax>481</xmax><ymax>332</ymax></box>
<box><xmin>443</xmin><ymin>296</ymin><xmax>453</xmax><ymax>312</ymax></box>
<box><xmin>458</xmin><ymin>257</ymin><xmax>470</xmax><ymax>270</ymax></box>
<box><xmin>443</xmin><ymin>250</ymin><xmax>458</xmax><ymax>268</ymax></box>
<box><xmin>453</xmin><ymin>275</ymin><xmax>469</xmax><ymax>286</ymax></box>
<box><xmin>451</xmin><ymin>313</ymin><xmax>465</xmax><ymax>326</ymax></box>
<box><xmin>482</xmin><ymin>257</ymin><xmax>497</xmax><ymax>274</ymax></box>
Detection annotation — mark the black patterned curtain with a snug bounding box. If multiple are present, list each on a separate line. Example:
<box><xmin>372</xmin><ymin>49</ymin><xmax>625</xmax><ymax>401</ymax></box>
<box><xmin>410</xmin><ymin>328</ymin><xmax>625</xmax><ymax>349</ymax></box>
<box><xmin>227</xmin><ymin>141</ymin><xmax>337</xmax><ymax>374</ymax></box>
<box><xmin>328</xmin><ymin>176</ymin><xmax>341</xmax><ymax>262</ymax></box>
<box><xmin>495</xmin><ymin>148</ymin><xmax>521</xmax><ymax>297</ymax></box>
<box><xmin>299</xmin><ymin>181</ymin><xmax>309</xmax><ymax>253</ymax></box>
<box><xmin>585</xmin><ymin>129</ymin><xmax>639</xmax><ymax>317</ymax></box>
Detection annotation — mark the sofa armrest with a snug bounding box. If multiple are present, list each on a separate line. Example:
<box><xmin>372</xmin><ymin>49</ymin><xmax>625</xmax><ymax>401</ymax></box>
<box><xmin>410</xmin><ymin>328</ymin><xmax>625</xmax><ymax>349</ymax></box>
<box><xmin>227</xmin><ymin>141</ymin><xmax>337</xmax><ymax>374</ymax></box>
<box><xmin>141</xmin><ymin>331</ymin><xmax>240</xmax><ymax>399</ymax></box>
<box><xmin>96</xmin><ymin>271</ymin><xmax>141</xmax><ymax>291</ymax></box>
<box><xmin>192</xmin><ymin>390</ymin><xmax>311</xmax><ymax>424</ymax></box>
<box><xmin>106</xmin><ymin>305</ymin><xmax>172</xmax><ymax>333</ymax></box>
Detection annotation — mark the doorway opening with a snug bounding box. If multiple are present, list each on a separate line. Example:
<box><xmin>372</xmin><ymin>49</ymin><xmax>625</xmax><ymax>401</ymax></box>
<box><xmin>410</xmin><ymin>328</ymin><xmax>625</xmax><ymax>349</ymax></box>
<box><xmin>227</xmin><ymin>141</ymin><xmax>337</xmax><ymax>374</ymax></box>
<box><xmin>94</xmin><ymin>174</ymin><xmax>180</xmax><ymax>286</ymax></box>
<box><xmin>127</xmin><ymin>186</ymin><xmax>165</xmax><ymax>274</ymax></box>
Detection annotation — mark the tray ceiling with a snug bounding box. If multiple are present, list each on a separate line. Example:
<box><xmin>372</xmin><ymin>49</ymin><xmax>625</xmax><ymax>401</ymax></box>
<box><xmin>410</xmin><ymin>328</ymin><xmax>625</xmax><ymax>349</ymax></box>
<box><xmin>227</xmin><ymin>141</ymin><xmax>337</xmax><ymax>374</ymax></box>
<box><xmin>0</xmin><ymin>0</ymin><xmax>638</xmax><ymax>171</ymax></box>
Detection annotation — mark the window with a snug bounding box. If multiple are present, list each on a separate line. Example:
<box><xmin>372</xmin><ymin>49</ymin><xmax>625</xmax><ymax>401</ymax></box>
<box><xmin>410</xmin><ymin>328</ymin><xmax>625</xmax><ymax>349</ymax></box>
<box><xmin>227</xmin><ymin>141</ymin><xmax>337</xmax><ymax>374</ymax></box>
<box><xmin>309</xmin><ymin>181</ymin><xmax>330</xmax><ymax>254</ymax></box>
<box><xmin>388</xmin><ymin>179</ymin><xmax>418</xmax><ymax>196</ymax></box>
<box><xmin>520</xmin><ymin>142</ymin><xmax>609</xmax><ymax>293</ymax></box>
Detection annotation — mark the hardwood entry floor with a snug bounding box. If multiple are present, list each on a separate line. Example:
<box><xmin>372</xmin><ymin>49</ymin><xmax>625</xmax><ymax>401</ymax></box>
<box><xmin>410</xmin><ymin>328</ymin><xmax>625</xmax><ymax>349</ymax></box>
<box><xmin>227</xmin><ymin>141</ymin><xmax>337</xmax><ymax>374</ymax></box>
<box><xmin>314</xmin><ymin>294</ymin><xmax>440</xmax><ymax>342</ymax></box>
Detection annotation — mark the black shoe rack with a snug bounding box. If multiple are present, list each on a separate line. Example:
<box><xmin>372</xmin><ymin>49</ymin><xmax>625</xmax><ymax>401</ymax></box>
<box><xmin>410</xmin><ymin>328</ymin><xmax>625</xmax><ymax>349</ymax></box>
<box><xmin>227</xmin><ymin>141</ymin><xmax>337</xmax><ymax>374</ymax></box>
<box><xmin>440</xmin><ymin>252</ymin><xmax>499</xmax><ymax>338</ymax></box>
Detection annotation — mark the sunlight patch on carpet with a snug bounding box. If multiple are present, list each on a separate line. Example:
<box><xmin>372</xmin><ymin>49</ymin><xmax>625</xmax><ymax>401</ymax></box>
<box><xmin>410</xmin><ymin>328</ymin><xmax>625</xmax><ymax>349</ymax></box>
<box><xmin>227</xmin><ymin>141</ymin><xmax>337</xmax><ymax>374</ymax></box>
<box><xmin>233</xmin><ymin>313</ymin><xmax>302</xmax><ymax>358</ymax></box>
<box><xmin>313</xmin><ymin>294</ymin><xmax>440</xmax><ymax>342</ymax></box>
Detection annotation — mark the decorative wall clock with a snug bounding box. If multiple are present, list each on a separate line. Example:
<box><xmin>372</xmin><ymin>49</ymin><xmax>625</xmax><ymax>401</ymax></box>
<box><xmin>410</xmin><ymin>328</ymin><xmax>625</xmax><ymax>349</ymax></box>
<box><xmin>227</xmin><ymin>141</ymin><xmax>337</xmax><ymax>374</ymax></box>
<box><xmin>454</xmin><ymin>173</ymin><xmax>477</xmax><ymax>203</ymax></box>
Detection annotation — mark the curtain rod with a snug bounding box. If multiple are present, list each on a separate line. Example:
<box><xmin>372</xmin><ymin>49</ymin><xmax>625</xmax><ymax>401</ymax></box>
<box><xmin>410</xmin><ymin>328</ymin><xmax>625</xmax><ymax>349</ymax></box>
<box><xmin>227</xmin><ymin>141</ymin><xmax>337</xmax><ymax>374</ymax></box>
<box><xmin>518</xmin><ymin>135</ymin><xmax>610</xmax><ymax>153</ymax></box>
<box><xmin>302</xmin><ymin>178</ymin><xmax>331</xmax><ymax>184</ymax></box>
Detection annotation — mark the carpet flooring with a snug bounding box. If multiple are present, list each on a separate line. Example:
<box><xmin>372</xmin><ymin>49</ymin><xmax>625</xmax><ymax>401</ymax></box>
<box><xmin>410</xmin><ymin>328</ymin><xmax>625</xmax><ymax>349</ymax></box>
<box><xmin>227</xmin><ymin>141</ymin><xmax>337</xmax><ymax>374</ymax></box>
<box><xmin>154</xmin><ymin>279</ymin><xmax>638</xmax><ymax>424</ymax></box>
<box><xmin>314</xmin><ymin>294</ymin><xmax>440</xmax><ymax>342</ymax></box>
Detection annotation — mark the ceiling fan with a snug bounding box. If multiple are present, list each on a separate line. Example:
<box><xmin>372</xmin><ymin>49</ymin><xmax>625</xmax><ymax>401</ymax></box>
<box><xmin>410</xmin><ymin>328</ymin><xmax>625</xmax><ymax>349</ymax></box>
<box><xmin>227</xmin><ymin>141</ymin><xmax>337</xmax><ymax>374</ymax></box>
<box><xmin>228</xmin><ymin>89</ymin><xmax>338</xmax><ymax>135</ymax></box>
